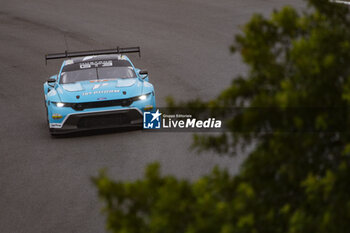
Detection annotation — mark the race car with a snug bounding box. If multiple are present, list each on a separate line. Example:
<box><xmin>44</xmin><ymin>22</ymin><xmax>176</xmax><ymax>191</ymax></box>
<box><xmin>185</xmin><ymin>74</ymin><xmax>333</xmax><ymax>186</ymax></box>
<box><xmin>43</xmin><ymin>47</ymin><xmax>156</xmax><ymax>135</ymax></box>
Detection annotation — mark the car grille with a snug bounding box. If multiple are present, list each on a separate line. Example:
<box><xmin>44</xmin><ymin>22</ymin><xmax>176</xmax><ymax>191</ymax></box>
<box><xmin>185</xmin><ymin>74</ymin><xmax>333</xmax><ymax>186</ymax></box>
<box><xmin>77</xmin><ymin>113</ymin><xmax>131</xmax><ymax>128</ymax></box>
<box><xmin>62</xmin><ymin>109</ymin><xmax>142</xmax><ymax>129</ymax></box>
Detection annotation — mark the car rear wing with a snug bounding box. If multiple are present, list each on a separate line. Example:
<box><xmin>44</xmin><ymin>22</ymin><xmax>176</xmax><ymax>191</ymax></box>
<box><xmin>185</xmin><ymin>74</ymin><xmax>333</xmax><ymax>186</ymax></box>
<box><xmin>45</xmin><ymin>47</ymin><xmax>141</xmax><ymax>64</ymax></box>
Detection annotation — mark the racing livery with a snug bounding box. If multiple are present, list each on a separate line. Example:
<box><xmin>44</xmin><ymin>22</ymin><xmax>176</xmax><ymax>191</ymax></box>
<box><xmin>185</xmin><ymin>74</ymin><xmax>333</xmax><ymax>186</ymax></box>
<box><xmin>43</xmin><ymin>47</ymin><xmax>155</xmax><ymax>134</ymax></box>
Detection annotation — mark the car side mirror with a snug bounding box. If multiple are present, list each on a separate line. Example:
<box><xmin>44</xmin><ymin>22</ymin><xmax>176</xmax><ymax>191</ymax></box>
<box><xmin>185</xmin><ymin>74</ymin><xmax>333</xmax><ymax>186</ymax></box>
<box><xmin>47</xmin><ymin>78</ymin><xmax>56</xmax><ymax>87</ymax></box>
<box><xmin>139</xmin><ymin>69</ymin><xmax>148</xmax><ymax>80</ymax></box>
<box><xmin>139</xmin><ymin>69</ymin><xmax>148</xmax><ymax>75</ymax></box>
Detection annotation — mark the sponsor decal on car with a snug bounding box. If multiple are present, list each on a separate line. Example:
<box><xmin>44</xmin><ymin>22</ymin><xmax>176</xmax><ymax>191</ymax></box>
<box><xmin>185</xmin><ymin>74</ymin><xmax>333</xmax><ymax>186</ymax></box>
<box><xmin>82</xmin><ymin>90</ymin><xmax>120</xmax><ymax>96</ymax></box>
<box><xmin>79</xmin><ymin>60</ymin><xmax>113</xmax><ymax>69</ymax></box>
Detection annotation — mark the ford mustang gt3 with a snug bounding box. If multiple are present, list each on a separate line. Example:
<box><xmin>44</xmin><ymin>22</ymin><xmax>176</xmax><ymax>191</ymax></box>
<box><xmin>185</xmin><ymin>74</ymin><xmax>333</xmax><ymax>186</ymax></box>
<box><xmin>43</xmin><ymin>47</ymin><xmax>155</xmax><ymax>134</ymax></box>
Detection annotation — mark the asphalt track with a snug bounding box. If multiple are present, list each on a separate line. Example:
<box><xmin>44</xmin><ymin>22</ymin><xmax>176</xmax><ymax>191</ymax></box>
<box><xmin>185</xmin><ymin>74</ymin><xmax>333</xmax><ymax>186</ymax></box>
<box><xmin>0</xmin><ymin>0</ymin><xmax>304</xmax><ymax>232</ymax></box>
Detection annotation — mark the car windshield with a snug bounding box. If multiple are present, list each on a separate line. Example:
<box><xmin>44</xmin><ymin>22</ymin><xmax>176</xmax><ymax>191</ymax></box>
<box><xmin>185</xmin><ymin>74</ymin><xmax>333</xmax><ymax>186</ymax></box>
<box><xmin>60</xmin><ymin>59</ymin><xmax>137</xmax><ymax>84</ymax></box>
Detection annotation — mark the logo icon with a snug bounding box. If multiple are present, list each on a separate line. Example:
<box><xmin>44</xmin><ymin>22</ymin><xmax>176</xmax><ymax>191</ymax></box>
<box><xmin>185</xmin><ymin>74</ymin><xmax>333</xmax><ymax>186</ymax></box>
<box><xmin>143</xmin><ymin>109</ymin><xmax>162</xmax><ymax>129</ymax></box>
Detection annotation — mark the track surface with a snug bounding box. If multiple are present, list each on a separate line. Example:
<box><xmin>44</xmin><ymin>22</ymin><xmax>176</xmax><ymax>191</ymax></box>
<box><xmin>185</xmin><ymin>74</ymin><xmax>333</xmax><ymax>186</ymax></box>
<box><xmin>0</xmin><ymin>0</ymin><xmax>303</xmax><ymax>232</ymax></box>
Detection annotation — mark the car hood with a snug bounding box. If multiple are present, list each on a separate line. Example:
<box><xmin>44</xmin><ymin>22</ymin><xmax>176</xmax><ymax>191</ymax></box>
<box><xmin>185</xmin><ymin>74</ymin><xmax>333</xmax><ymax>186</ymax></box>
<box><xmin>56</xmin><ymin>79</ymin><xmax>144</xmax><ymax>103</ymax></box>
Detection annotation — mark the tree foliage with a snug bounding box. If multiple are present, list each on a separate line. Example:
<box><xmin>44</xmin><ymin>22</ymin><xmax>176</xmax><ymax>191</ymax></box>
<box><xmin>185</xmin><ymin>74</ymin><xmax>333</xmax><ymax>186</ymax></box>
<box><xmin>93</xmin><ymin>0</ymin><xmax>350</xmax><ymax>232</ymax></box>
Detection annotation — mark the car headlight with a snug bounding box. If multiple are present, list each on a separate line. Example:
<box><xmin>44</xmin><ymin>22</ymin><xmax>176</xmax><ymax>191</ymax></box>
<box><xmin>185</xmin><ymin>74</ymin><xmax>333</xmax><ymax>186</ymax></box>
<box><xmin>52</xmin><ymin>102</ymin><xmax>75</xmax><ymax>108</ymax></box>
<box><xmin>136</xmin><ymin>92</ymin><xmax>151</xmax><ymax>101</ymax></box>
<box><xmin>56</xmin><ymin>102</ymin><xmax>65</xmax><ymax>107</ymax></box>
<box><xmin>139</xmin><ymin>95</ymin><xmax>147</xmax><ymax>100</ymax></box>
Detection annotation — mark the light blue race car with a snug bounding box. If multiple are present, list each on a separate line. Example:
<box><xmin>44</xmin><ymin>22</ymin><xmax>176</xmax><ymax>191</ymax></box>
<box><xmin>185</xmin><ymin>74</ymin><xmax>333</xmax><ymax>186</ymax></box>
<box><xmin>43</xmin><ymin>47</ymin><xmax>155</xmax><ymax>135</ymax></box>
